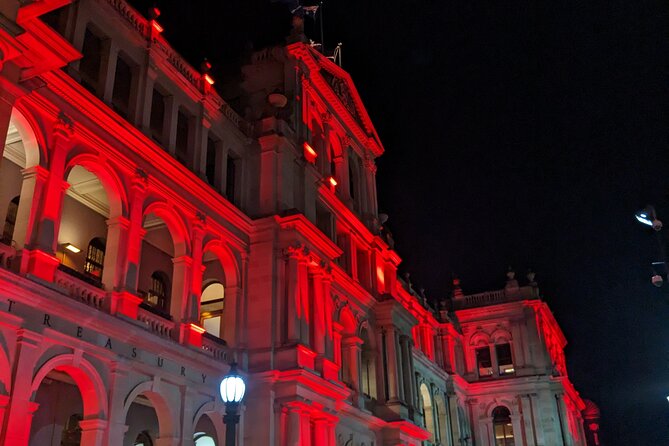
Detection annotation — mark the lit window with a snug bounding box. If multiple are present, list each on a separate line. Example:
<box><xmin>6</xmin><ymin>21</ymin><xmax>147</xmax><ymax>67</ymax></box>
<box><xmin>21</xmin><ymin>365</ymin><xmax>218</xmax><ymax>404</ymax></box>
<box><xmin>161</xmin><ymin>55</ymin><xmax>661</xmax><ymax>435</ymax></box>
<box><xmin>492</xmin><ymin>406</ymin><xmax>514</xmax><ymax>446</ymax></box>
<box><xmin>200</xmin><ymin>282</ymin><xmax>224</xmax><ymax>337</ymax></box>
<box><xmin>83</xmin><ymin>237</ymin><xmax>105</xmax><ymax>279</ymax></box>
<box><xmin>147</xmin><ymin>271</ymin><xmax>168</xmax><ymax>311</ymax></box>
<box><xmin>496</xmin><ymin>343</ymin><xmax>515</xmax><ymax>375</ymax></box>
<box><xmin>476</xmin><ymin>346</ymin><xmax>493</xmax><ymax>377</ymax></box>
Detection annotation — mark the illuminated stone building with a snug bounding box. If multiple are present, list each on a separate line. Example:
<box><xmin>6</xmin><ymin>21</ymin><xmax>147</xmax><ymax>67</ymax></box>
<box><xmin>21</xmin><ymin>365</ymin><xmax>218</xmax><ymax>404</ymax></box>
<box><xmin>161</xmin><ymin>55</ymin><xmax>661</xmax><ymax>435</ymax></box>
<box><xmin>0</xmin><ymin>1</ymin><xmax>592</xmax><ymax>445</ymax></box>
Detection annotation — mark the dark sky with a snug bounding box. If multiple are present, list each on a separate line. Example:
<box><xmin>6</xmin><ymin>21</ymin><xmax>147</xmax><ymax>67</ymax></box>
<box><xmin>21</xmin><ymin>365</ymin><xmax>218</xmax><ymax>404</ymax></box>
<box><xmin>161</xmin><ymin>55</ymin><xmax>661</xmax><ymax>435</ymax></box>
<box><xmin>129</xmin><ymin>0</ymin><xmax>669</xmax><ymax>443</ymax></box>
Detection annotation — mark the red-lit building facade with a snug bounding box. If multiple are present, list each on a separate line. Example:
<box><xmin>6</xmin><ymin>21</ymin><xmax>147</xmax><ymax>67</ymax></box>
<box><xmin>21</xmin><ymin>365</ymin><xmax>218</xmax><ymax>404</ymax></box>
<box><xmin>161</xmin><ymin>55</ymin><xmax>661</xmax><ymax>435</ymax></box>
<box><xmin>0</xmin><ymin>1</ymin><xmax>596</xmax><ymax>445</ymax></box>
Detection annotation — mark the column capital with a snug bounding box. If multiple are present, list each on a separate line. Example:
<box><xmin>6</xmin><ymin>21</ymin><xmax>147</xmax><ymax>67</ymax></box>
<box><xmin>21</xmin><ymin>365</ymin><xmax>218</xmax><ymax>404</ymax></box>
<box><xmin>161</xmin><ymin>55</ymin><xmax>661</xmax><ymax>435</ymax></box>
<box><xmin>172</xmin><ymin>255</ymin><xmax>193</xmax><ymax>266</ymax></box>
<box><xmin>53</xmin><ymin>112</ymin><xmax>74</xmax><ymax>139</ymax></box>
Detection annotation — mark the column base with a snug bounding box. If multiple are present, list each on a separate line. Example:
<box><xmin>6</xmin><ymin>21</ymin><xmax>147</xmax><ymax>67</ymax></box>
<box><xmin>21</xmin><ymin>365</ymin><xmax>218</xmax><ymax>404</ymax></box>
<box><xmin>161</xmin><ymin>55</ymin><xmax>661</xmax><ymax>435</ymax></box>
<box><xmin>21</xmin><ymin>249</ymin><xmax>60</xmax><ymax>282</ymax></box>
<box><xmin>316</xmin><ymin>357</ymin><xmax>339</xmax><ymax>381</ymax></box>
<box><xmin>110</xmin><ymin>291</ymin><xmax>142</xmax><ymax>319</ymax></box>
<box><xmin>183</xmin><ymin>322</ymin><xmax>205</xmax><ymax>347</ymax></box>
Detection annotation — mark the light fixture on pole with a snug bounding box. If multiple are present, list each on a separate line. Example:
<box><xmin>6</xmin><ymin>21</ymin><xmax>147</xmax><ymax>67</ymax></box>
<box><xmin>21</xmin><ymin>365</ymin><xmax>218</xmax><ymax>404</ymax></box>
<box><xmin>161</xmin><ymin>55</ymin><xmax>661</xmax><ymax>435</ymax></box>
<box><xmin>220</xmin><ymin>362</ymin><xmax>246</xmax><ymax>446</ymax></box>
<box><xmin>635</xmin><ymin>205</ymin><xmax>663</xmax><ymax>231</ymax></box>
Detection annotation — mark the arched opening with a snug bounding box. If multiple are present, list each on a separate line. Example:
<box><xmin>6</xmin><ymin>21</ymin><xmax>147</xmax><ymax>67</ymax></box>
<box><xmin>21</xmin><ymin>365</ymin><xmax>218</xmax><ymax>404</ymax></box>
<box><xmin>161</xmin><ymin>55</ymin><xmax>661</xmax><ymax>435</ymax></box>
<box><xmin>124</xmin><ymin>395</ymin><xmax>160</xmax><ymax>446</ymax></box>
<box><xmin>57</xmin><ymin>165</ymin><xmax>111</xmax><ymax>288</ymax></box>
<box><xmin>338</xmin><ymin>307</ymin><xmax>356</xmax><ymax>388</ymax></box>
<box><xmin>200</xmin><ymin>281</ymin><xmax>224</xmax><ymax>337</ymax></box>
<box><xmin>138</xmin><ymin>211</ymin><xmax>176</xmax><ymax>320</ymax></box>
<box><xmin>419</xmin><ymin>383</ymin><xmax>436</xmax><ymax>442</ymax></box>
<box><xmin>193</xmin><ymin>413</ymin><xmax>219</xmax><ymax>446</ymax></box>
<box><xmin>30</xmin><ymin>369</ymin><xmax>84</xmax><ymax>446</ymax></box>
<box><xmin>360</xmin><ymin>326</ymin><xmax>377</xmax><ymax>400</ymax></box>
<box><xmin>492</xmin><ymin>406</ymin><xmax>514</xmax><ymax>446</ymax></box>
<box><xmin>1</xmin><ymin>108</ymin><xmax>41</xmax><ymax>252</ymax></box>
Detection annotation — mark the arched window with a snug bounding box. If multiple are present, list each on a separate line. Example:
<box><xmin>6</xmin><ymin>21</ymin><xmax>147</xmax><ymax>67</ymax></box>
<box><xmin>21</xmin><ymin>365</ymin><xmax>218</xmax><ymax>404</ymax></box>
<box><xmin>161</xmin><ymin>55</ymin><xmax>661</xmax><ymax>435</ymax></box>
<box><xmin>492</xmin><ymin>406</ymin><xmax>514</xmax><ymax>446</ymax></box>
<box><xmin>147</xmin><ymin>271</ymin><xmax>169</xmax><ymax>312</ymax></box>
<box><xmin>496</xmin><ymin>343</ymin><xmax>514</xmax><ymax>375</ymax></box>
<box><xmin>135</xmin><ymin>431</ymin><xmax>153</xmax><ymax>446</ymax></box>
<box><xmin>2</xmin><ymin>196</ymin><xmax>19</xmax><ymax>244</ymax></box>
<box><xmin>194</xmin><ymin>433</ymin><xmax>216</xmax><ymax>446</ymax></box>
<box><xmin>83</xmin><ymin>237</ymin><xmax>106</xmax><ymax>279</ymax></box>
<box><xmin>420</xmin><ymin>383</ymin><xmax>436</xmax><ymax>442</ymax></box>
<box><xmin>200</xmin><ymin>282</ymin><xmax>225</xmax><ymax>337</ymax></box>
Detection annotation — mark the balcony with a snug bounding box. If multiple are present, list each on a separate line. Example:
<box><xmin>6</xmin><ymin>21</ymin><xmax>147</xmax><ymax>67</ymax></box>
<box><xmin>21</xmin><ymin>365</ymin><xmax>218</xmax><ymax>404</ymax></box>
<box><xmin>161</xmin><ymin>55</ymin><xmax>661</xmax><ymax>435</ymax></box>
<box><xmin>54</xmin><ymin>267</ymin><xmax>105</xmax><ymax>310</ymax></box>
<box><xmin>452</xmin><ymin>286</ymin><xmax>539</xmax><ymax>310</ymax></box>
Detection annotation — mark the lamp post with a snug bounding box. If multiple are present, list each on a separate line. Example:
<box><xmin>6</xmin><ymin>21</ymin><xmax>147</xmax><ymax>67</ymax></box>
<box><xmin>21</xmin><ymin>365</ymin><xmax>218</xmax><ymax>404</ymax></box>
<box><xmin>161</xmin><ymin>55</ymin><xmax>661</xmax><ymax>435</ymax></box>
<box><xmin>635</xmin><ymin>205</ymin><xmax>668</xmax><ymax>287</ymax></box>
<box><xmin>220</xmin><ymin>362</ymin><xmax>246</xmax><ymax>446</ymax></box>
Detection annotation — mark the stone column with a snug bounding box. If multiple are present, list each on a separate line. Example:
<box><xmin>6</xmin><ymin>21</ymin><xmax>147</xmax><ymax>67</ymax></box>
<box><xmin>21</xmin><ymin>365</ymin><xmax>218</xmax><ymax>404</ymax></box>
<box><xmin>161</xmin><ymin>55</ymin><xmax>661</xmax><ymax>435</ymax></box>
<box><xmin>139</xmin><ymin>62</ymin><xmax>158</xmax><ymax>135</ymax></box>
<box><xmin>105</xmin><ymin>365</ymin><xmax>130</xmax><ymax>446</ymax></box>
<box><xmin>309</xmin><ymin>267</ymin><xmax>326</xmax><ymax>356</ymax></box>
<box><xmin>400</xmin><ymin>335</ymin><xmax>415</xmax><ymax>409</ymax></box>
<box><xmin>395</xmin><ymin>330</ymin><xmax>405</xmax><ymax>403</ymax></box>
<box><xmin>122</xmin><ymin>170</ymin><xmax>148</xmax><ymax>292</ymax></box>
<box><xmin>22</xmin><ymin>115</ymin><xmax>73</xmax><ymax>282</ymax></box>
<box><xmin>163</xmin><ymin>95</ymin><xmax>179</xmax><ymax>155</ymax></box>
<box><xmin>322</xmin><ymin>272</ymin><xmax>334</xmax><ymax>359</ymax></box>
<box><xmin>284</xmin><ymin>246</ymin><xmax>309</xmax><ymax>344</ymax></box>
<box><xmin>383</xmin><ymin>326</ymin><xmax>402</xmax><ymax>402</ymax></box>
<box><xmin>509</xmin><ymin>414</ymin><xmax>524</xmax><ymax>446</ymax></box>
<box><xmin>342</xmin><ymin>335</ymin><xmax>363</xmax><ymax>400</ymax></box>
<box><xmin>171</xmin><ymin>255</ymin><xmax>194</xmax><ymax>333</ymax></box>
<box><xmin>0</xmin><ymin>91</ymin><xmax>14</xmax><ymax>163</ymax></box>
<box><xmin>519</xmin><ymin>394</ymin><xmax>537</xmax><ymax>446</ymax></box>
<box><xmin>12</xmin><ymin>166</ymin><xmax>48</xmax><ymax>250</ymax></box>
<box><xmin>188</xmin><ymin>217</ymin><xmax>205</xmax><ymax>322</ymax></box>
<box><xmin>194</xmin><ymin>116</ymin><xmax>211</xmax><ymax>180</ymax></box>
<box><xmin>0</xmin><ymin>330</ymin><xmax>41</xmax><ymax>446</ymax></box>
<box><xmin>528</xmin><ymin>393</ymin><xmax>545</xmax><ymax>446</ymax></box>
<box><xmin>99</xmin><ymin>39</ymin><xmax>119</xmax><ymax>103</ymax></box>
<box><xmin>102</xmin><ymin>216</ymin><xmax>129</xmax><ymax>291</ymax></box>
<box><xmin>79</xmin><ymin>418</ymin><xmax>107</xmax><ymax>446</ymax></box>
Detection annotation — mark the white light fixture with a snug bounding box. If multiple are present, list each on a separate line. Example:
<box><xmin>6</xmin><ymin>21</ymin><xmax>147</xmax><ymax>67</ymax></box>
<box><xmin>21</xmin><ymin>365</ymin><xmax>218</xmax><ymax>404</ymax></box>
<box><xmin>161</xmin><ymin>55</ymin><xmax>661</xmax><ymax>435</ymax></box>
<box><xmin>63</xmin><ymin>243</ymin><xmax>81</xmax><ymax>253</ymax></box>
<box><xmin>220</xmin><ymin>363</ymin><xmax>245</xmax><ymax>404</ymax></box>
<box><xmin>635</xmin><ymin>206</ymin><xmax>662</xmax><ymax>231</ymax></box>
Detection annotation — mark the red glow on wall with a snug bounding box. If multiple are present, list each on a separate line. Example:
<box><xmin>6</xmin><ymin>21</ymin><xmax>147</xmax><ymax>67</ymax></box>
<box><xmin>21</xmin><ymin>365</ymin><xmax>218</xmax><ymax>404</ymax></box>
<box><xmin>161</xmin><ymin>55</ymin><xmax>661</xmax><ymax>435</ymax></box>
<box><xmin>303</xmin><ymin>142</ymin><xmax>317</xmax><ymax>163</ymax></box>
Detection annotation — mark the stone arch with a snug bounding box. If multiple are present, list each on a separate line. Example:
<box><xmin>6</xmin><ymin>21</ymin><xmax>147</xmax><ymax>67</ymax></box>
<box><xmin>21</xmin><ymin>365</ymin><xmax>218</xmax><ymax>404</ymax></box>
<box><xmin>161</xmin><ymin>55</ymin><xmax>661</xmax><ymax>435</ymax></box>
<box><xmin>202</xmin><ymin>239</ymin><xmax>241</xmax><ymax>289</ymax></box>
<box><xmin>491</xmin><ymin>328</ymin><xmax>512</xmax><ymax>344</ymax></box>
<box><xmin>122</xmin><ymin>381</ymin><xmax>178</xmax><ymax>439</ymax></box>
<box><xmin>142</xmin><ymin>200</ymin><xmax>191</xmax><ymax>257</ymax></box>
<box><xmin>193</xmin><ymin>401</ymin><xmax>225</xmax><ymax>445</ymax></box>
<box><xmin>30</xmin><ymin>353</ymin><xmax>107</xmax><ymax>419</ymax></box>
<box><xmin>469</xmin><ymin>331</ymin><xmax>490</xmax><ymax>347</ymax></box>
<box><xmin>486</xmin><ymin>401</ymin><xmax>518</xmax><ymax>418</ymax></box>
<box><xmin>64</xmin><ymin>152</ymin><xmax>128</xmax><ymax>218</ymax></box>
<box><xmin>9</xmin><ymin>104</ymin><xmax>45</xmax><ymax>168</ymax></box>
<box><xmin>337</xmin><ymin>306</ymin><xmax>356</xmax><ymax>336</ymax></box>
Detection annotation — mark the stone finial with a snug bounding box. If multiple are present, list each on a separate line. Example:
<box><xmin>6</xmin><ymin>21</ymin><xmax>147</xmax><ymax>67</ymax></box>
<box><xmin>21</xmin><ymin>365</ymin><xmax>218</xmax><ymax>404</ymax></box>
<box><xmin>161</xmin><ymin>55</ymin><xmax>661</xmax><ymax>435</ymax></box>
<box><xmin>527</xmin><ymin>269</ymin><xmax>537</xmax><ymax>286</ymax></box>
<box><xmin>452</xmin><ymin>276</ymin><xmax>464</xmax><ymax>299</ymax></box>
<box><xmin>505</xmin><ymin>266</ymin><xmax>519</xmax><ymax>290</ymax></box>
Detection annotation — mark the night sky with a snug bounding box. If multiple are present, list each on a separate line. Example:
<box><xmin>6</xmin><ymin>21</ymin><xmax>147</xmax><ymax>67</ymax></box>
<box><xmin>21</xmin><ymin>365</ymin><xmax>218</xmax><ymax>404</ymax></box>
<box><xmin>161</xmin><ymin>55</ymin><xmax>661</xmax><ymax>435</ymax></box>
<box><xmin>129</xmin><ymin>0</ymin><xmax>669</xmax><ymax>443</ymax></box>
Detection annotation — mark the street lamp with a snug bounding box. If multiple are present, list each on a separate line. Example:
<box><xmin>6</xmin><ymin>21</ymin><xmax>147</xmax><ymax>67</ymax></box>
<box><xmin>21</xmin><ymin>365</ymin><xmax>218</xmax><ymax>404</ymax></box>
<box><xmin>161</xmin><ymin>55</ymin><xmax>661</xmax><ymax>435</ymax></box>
<box><xmin>220</xmin><ymin>362</ymin><xmax>246</xmax><ymax>446</ymax></box>
<box><xmin>635</xmin><ymin>205</ymin><xmax>668</xmax><ymax>287</ymax></box>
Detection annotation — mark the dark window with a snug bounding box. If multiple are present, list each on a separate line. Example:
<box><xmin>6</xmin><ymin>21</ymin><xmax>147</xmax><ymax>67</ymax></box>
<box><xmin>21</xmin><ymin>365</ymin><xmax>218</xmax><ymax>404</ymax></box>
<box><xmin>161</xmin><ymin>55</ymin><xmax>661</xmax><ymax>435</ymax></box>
<box><xmin>348</xmin><ymin>162</ymin><xmax>356</xmax><ymax>201</ymax></box>
<box><xmin>83</xmin><ymin>237</ymin><xmax>105</xmax><ymax>279</ymax></box>
<box><xmin>226</xmin><ymin>155</ymin><xmax>237</xmax><ymax>204</ymax></box>
<box><xmin>316</xmin><ymin>204</ymin><xmax>332</xmax><ymax>240</ymax></box>
<box><xmin>205</xmin><ymin>137</ymin><xmax>218</xmax><ymax>188</ymax></box>
<box><xmin>148</xmin><ymin>271</ymin><xmax>168</xmax><ymax>311</ymax></box>
<box><xmin>149</xmin><ymin>88</ymin><xmax>165</xmax><ymax>143</ymax></box>
<box><xmin>492</xmin><ymin>406</ymin><xmax>514</xmax><ymax>446</ymax></box>
<box><xmin>80</xmin><ymin>28</ymin><xmax>102</xmax><ymax>93</ymax></box>
<box><xmin>40</xmin><ymin>4</ymin><xmax>72</xmax><ymax>37</ymax></box>
<box><xmin>496</xmin><ymin>343</ymin><xmax>514</xmax><ymax>375</ymax></box>
<box><xmin>2</xmin><ymin>196</ymin><xmax>19</xmax><ymax>245</ymax></box>
<box><xmin>476</xmin><ymin>346</ymin><xmax>493</xmax><ymax>378</ymax></box>
<box><xmin>60</xmin><ymin>413</ymin><xmax>82</xmax><ymax>446</ymax></box>
<box><xmin>175</xmin><ymin>109</ymin><xmax>190</xmax><ymax>165</ymax></box>
<box><xmin>111</xmin><ymin>55</ymin><xmax>132</xmax><ymax>117</ymax></box>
